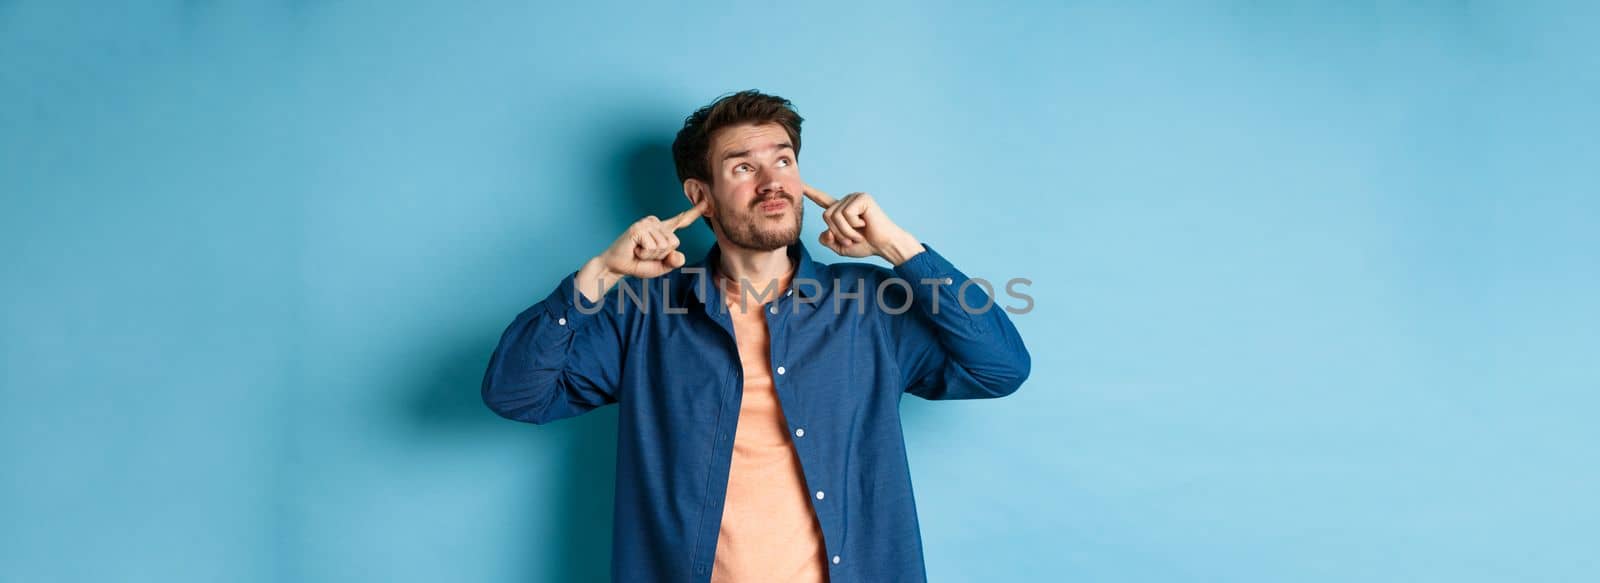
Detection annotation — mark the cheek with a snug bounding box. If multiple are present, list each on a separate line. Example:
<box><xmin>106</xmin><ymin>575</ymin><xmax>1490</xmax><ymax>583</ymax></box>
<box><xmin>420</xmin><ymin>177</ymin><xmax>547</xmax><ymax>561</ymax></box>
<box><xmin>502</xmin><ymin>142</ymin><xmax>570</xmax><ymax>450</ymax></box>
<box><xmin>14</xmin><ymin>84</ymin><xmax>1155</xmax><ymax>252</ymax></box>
<box><xmin>715</xmin><ymin>186</ymin><xmax>754</xmax><ymax>211</ymax></box>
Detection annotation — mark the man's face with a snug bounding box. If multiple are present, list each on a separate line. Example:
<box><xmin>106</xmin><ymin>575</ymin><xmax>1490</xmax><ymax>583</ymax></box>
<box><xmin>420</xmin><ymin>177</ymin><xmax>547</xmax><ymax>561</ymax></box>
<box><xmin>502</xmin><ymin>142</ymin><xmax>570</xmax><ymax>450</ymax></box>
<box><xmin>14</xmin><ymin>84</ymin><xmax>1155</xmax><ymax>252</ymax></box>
<box><xmin>695</xmin><ymin>123</ymin><xmax>803</xmax><ymax>252</ymax></box>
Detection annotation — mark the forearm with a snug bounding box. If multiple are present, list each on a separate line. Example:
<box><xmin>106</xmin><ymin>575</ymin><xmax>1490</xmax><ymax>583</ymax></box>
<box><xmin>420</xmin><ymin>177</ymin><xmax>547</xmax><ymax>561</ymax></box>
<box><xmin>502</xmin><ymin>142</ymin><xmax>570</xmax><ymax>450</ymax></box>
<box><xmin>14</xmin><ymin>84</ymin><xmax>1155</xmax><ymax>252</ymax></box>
<box><xmin>482</xmin><ymin>271</ymin><xmax>621</xmax><ymax>423</ymax></box>
<box><xmin>482</xmin><ymin>303</ymin><xmax>571</xmax><ymax>422</ymax></box>
<box><xmin>892</xmin><ymin>243</ymin><xmax>1031</xmax><ymax>399</ymax></box>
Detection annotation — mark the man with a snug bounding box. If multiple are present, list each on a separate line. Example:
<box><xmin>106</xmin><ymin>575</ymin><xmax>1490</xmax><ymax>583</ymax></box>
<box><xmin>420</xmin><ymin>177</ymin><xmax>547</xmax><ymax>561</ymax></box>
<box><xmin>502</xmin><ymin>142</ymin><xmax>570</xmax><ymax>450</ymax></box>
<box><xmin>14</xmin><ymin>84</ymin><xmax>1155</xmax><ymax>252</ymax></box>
<box><xmin>482</xmin><ymin>90</ymin><xmax>1031</xmax><ymax>582</ymax></box>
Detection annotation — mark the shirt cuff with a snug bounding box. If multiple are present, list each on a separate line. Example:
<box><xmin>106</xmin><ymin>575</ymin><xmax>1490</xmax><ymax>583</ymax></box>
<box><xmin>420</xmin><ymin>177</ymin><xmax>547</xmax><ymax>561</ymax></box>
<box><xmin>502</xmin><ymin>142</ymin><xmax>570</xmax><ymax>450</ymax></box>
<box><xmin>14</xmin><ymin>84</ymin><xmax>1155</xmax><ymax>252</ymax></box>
<box><xmin>539</xmin><ymin>270</ymin><xmax>608</xmax><ymax>328</ymax></box>
<box><xmin>892</xmin><ymin>243</ymin><xmax>957</xmax><ymax>283</ymax></box>
<box><xmin>891</xmin><ymin>243</ymin><xmax>982</xmax><ymax>325</ymax></box>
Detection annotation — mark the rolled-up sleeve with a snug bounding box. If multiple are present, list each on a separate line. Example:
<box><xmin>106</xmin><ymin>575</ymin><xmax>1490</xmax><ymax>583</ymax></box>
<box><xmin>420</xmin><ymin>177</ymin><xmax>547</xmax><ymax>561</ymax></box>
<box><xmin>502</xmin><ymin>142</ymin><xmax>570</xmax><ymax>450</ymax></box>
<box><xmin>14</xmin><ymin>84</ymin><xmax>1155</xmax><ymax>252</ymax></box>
<box><xmin>481</xmin><ymin>271</ymin><xmax>626</xmax><ymax>424</ymax></box>
<box><xmin>888</xmin><ymin>243</ymin><xmax>1031</xmax><ymax>400</ymax></box>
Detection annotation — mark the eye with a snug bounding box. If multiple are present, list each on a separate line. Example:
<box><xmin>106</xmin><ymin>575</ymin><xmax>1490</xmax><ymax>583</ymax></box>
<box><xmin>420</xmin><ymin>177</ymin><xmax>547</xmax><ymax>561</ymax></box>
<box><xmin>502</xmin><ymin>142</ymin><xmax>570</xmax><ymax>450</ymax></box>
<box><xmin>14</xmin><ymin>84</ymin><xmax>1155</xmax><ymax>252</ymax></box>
<box><xmin>734</xmin><ymin>163</ymin><xmax>752</xmax><ymax>174</ymax></box>
<box><xmin>776</xmin><ymin>157</ymin><xmax>792</xmax><ymax>167</ymax></box>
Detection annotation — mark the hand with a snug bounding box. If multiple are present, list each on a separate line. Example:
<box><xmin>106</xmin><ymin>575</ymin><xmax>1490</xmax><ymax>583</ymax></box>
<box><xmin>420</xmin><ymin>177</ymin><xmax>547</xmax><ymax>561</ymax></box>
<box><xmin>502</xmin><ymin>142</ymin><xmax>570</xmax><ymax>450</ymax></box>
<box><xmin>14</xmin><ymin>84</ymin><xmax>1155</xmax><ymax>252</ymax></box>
<box><xmin>594</xmin><ymin>200</ymin><xmax>707</xmax><ymax>280</ymax></box>
<box><xmin>802</xmin><ymin>184</ymin><xmax>924</xmax><ymax>265</ymax></box>
<box><xmin>575</xmin><ymin>201</ymin><xmax>705</xmax><ymax>302</ymax></box>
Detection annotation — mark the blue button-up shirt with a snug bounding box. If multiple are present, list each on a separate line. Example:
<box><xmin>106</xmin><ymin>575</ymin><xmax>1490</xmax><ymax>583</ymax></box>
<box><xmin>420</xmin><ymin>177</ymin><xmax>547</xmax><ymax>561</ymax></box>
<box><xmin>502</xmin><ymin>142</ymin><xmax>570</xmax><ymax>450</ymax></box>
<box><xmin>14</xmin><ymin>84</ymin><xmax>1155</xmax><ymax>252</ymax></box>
<box><xmin>482</xmin><ymin>241</ymin><xmax>1031</xmax><ymax>582</ymax></box>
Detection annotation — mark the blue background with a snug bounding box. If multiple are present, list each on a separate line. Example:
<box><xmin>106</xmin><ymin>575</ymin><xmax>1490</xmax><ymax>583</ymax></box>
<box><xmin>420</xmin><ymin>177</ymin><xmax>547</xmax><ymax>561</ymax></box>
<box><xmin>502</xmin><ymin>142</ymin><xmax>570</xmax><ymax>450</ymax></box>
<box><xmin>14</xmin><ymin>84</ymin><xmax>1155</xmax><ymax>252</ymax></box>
<box><xmin>3</xmin><ymin>2</ymin><xmax>1596</xmax><ymax>581</ymax></box>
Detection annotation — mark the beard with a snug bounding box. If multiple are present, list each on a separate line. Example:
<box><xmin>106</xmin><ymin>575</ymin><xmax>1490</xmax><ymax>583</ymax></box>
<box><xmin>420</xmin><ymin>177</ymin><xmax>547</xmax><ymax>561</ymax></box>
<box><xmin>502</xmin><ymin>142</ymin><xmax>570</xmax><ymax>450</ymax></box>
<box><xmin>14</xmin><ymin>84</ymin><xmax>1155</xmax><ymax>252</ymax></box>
<box><xmin>712</xmin><ymin>194</ymin><xmax>803</xmax><ymax>252</ymax></box>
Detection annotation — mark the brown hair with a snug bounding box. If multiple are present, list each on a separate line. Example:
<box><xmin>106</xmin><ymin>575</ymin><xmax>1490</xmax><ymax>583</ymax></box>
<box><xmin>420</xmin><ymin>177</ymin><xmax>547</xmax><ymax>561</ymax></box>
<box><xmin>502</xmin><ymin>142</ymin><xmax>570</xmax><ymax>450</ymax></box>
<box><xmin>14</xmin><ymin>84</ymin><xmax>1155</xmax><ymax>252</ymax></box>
<box><xmin>672</xmin><ymin>89</ymin><xmax>804</xmax><ymax>190</ymax></box>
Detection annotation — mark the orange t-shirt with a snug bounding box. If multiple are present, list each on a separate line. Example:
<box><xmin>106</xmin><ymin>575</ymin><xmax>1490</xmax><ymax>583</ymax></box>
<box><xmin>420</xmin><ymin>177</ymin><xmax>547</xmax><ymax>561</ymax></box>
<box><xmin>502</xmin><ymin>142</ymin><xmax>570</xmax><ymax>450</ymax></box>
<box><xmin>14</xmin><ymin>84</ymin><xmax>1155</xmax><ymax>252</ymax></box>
<box><xmin>710</xmin><ymin>269</ymin><xmax>829</xmax><ymax>583</ymax></box>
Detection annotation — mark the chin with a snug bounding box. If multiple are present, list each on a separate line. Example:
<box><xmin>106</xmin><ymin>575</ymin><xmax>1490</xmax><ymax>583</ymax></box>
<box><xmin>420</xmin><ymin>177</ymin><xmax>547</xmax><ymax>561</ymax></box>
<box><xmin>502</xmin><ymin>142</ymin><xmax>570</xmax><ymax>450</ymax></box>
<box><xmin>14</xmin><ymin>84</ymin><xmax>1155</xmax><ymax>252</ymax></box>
<box><xmin>716</xmin><ymin>213</ymin><xmax>802</xmax><ymax>251</ymax></box>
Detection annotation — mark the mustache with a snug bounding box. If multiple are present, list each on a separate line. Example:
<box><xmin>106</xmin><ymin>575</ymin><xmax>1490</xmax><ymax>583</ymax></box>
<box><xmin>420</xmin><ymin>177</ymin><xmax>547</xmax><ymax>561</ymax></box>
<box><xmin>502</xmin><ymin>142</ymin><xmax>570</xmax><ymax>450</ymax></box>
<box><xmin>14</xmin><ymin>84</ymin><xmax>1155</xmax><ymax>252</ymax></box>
<box><xmin>751</xmin><ymin>192</ymin><xmax>795</xmax><ymax>209</ymax></box>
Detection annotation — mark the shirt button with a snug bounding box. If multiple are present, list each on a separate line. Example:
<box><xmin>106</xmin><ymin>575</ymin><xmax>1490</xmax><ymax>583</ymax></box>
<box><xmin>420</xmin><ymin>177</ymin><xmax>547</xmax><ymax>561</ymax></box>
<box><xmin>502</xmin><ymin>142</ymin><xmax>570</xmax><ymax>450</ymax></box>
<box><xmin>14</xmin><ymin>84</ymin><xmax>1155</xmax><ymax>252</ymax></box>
<box><xmin>776</xmin><ymin>366</ymin><xmax>786</xmax><ymax>375</ymax></box>
<box><xmin>943</xmin><ymin>277</ymin><xmax>954</xmax><ymax>285</ymax></box>
<box><xmin>832</xmin><ymin>555</ymin><xmax>841</xmax><ymax>564</ymax></box>
<box><xmin>557</xmin><ymin>317</ymin><xmax>567</xmax><ymax>326</ymax></box>
<box><xmin>794</xmin><ymin>427</ymin><xmax>804</xmax><ymax>437</ymax></box>
<box><xmin>785</xmin><ymin>289</ymin><xmax>793</xmax><ymax>297</ymax></box>
<box><xmin>815</xmin><ymin>490</ymin><xmax>825</xmax><ymax>500</ymax></box>
<box><xmin>769</xmin><ymin>305</ymin><xmax>778</xmax><ymax>314</ymax></box>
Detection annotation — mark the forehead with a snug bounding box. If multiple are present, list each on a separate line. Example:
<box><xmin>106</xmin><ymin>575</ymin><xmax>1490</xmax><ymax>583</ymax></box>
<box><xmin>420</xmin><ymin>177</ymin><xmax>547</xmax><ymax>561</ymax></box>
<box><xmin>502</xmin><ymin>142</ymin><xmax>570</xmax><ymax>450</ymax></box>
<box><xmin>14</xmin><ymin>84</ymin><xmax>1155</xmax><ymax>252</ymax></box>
<box><xmin>709</xmin><ymin>123</ymin><xmax>792</xmax><ymax>157</ymax></box>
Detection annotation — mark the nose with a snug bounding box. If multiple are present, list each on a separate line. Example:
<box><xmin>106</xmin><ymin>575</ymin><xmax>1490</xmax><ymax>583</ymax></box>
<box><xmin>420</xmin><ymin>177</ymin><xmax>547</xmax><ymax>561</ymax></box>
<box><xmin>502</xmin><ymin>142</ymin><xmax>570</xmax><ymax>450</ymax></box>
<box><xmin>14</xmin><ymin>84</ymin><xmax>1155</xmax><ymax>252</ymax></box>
<box><xmin>755</xmin><ymin>169</ymin><xmax>783</xmax><ymax>197</ymax></box>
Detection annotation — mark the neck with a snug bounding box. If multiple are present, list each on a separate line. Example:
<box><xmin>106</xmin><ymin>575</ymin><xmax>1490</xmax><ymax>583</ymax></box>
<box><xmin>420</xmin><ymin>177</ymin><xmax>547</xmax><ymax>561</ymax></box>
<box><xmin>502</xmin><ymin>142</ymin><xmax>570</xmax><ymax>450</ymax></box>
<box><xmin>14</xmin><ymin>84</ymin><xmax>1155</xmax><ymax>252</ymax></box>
<box><xmin>715</xmin><ymin>239</ymin><xmax>794</xmax><ymax>299</ymax></box>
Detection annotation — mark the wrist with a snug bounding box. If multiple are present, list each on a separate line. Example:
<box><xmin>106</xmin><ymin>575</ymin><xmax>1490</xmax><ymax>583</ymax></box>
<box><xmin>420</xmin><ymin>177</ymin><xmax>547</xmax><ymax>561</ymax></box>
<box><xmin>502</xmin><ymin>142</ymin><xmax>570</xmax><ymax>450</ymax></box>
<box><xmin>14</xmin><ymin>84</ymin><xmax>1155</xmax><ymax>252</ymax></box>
<box><xmin>577</xmin><ymin>256</ymin><xmax>620</xmax><ymax>303</ymax></box>
<box><xmin>880</xmin><ymin>233</ymin><xmax>925</xmax><ymax>266</ymax></box>
<box><xmin>582</xmin><ymin>255</ymin><xmax>618</xmax><ymax>281</ymax></box>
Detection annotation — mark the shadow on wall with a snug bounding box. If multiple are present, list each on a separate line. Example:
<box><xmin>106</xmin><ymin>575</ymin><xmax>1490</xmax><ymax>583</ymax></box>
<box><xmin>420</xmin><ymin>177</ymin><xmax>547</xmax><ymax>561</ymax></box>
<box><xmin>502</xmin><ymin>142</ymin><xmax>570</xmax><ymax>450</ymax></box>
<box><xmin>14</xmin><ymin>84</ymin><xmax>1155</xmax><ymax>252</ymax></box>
<box><xmin>617</xmin><ymin>135</ymin><xmax>717</xmax><ymax>260</ymax></box>
<box><xmin>404</xmin><ymin>122</ymin><xmax>698</xmax><ymax>581</ymax></box>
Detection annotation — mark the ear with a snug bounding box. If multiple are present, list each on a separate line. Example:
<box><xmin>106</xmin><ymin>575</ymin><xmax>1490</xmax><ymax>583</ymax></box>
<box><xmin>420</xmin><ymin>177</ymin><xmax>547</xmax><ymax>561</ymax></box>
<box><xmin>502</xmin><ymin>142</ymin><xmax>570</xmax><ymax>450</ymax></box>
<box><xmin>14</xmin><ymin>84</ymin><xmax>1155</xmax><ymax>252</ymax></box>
<box><xmin>682</xmin><ymin>178</ymin><xmax>714</xmax><ymax>219</ymax></box>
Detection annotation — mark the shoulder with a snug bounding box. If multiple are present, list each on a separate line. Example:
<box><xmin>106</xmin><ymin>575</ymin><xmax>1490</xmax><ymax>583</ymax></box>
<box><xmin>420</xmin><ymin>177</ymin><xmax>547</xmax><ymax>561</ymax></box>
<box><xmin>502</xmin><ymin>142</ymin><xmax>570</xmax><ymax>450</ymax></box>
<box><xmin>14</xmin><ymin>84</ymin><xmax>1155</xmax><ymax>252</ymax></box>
<box><xmin>811</xmin><ymin>260</ymin><xmax>921</xmax><ymax>311</ymax></box>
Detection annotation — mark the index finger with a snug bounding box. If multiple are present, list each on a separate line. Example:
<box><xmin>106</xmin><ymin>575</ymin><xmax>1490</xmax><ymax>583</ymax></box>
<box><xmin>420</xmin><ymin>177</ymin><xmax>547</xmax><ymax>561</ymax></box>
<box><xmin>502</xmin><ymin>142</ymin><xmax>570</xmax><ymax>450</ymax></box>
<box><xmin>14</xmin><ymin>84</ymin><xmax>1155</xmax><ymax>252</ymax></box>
<box><xmin>801</xmin><ymin>183</ymin><xmax>838</xmax><ymax>208</ymax></box>
<box><xmin>667</xmin><ymin>200</ymin><xmax>709</xmax><ymax>231</ymax></box>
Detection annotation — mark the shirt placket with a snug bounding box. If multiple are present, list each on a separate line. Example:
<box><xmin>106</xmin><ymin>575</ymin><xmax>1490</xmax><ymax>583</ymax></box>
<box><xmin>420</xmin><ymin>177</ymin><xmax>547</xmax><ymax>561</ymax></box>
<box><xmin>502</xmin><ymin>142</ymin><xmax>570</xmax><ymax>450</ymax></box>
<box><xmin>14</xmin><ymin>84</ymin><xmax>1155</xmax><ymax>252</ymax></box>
<box><xmin>692</xmin><ymin>295</ymin><xmax>740</xmax><ymax>579</ymax></box>
<box><xmin>693</xmin><ymin>284</ymin><xmax>846</xmax><ymax>580</ymax></box>
<box><xmin>766</xmin><ymin>289</ymin><xmax>847</xmax><ymax>576</ymax></box>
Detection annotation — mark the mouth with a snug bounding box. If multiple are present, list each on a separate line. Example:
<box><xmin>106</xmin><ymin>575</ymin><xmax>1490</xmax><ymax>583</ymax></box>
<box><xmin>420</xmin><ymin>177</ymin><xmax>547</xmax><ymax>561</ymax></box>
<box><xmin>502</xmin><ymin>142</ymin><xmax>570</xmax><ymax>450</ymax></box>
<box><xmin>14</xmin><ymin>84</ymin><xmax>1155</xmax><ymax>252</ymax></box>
<box><xmin>756</xmin><ymin>198</ymin><xmax>790</xmax><ymax>215</ymax></box>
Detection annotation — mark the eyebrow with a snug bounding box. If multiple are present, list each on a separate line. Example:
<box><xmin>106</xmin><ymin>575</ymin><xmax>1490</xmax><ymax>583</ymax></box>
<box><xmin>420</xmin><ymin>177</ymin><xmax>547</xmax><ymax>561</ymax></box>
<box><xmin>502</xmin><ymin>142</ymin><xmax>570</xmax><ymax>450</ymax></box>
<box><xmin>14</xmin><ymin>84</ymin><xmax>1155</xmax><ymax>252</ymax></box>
<box><xmin>721</xmin><ymin>142</ymin><xmax>795</xmax><ymax>165</ymax></box>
